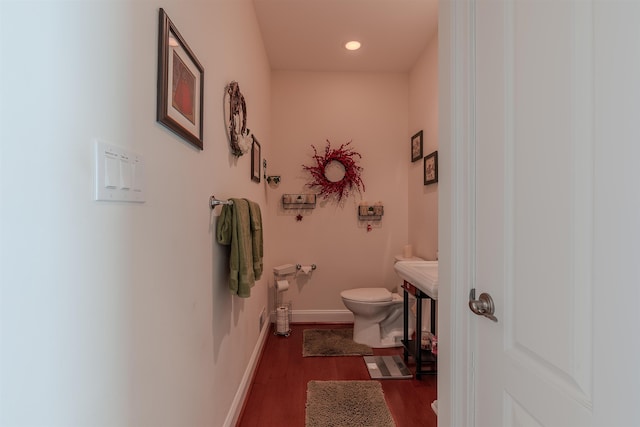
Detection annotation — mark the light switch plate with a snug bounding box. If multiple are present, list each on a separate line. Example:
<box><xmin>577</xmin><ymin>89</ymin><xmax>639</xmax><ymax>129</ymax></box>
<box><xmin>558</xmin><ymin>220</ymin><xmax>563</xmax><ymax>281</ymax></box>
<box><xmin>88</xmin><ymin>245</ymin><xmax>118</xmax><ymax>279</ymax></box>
<box><xmin>95</xmin><ymin>140</ymin><xmax>145</xmax><ymax>202</ymax></box>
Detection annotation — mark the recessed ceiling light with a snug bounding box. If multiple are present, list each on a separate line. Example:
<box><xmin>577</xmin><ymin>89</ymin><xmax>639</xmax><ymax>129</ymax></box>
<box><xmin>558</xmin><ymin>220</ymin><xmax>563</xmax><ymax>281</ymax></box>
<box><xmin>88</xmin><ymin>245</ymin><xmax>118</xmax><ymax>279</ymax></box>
<box><xmin>345</xmin><ymin>41</ymin><xmax>361</xmax><ymax>51</ymax></box>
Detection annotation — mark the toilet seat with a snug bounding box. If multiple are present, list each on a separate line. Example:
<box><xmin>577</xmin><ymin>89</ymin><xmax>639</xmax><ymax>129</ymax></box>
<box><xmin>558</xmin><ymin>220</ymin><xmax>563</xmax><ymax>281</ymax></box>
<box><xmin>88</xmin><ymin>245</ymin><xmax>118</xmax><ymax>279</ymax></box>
<box><xmin>340</xmin><ymin>287</ymin><xmax>393</xmax><ymax>302</ymax></box>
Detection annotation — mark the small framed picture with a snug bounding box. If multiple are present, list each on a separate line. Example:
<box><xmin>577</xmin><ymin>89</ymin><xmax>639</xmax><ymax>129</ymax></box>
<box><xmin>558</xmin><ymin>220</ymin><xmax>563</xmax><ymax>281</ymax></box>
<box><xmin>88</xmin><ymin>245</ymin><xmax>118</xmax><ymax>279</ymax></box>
<box><xmin>411</xmin><ymin>130</ymin><xmax>423</xmax><ymax>162</ymax></box>
<box><xmin>157</xmin><ymin>8</ymin><xmax>204</xmax><ymax>150</ymax></box>
<box><xmin>251</xmin><ymin>136</ymin><xmax>261</xmax><ymax>183</ymax></box>
<box><xmin>424</xmin><ymin>151</ymin><xmax>438</xmax><ymax>185</ymax></box>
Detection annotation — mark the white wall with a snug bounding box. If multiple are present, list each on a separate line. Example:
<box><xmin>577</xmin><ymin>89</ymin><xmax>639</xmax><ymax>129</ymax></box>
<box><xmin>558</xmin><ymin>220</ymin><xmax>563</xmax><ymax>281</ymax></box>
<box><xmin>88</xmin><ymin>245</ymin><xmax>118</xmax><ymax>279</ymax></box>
<box><xmin>269</xmin><ymin>71</ymin><xmax>410</xmax><ymax>313</ymax></box>
<box><xmin>408</xmin><ymin>34</ymin><xmax>439</xmax><ymax>261</ymax></box>
<box><xmin>0</xmin><ymin>1</ymin><xmax>271</xmax><ymax>426</ymax></box>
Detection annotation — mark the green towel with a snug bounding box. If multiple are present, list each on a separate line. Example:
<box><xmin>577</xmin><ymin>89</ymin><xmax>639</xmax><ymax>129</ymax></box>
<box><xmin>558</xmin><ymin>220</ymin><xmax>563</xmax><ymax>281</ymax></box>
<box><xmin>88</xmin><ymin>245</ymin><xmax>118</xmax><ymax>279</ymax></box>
<box><xmin>216</xmin><ymin>198</ymin><xmax>263</xmax><ymax>297</ymax></box>
<box><xmin>245</xmin><ymin>199</ymin><xmax>263</xmax><ymax>280</ymax></box>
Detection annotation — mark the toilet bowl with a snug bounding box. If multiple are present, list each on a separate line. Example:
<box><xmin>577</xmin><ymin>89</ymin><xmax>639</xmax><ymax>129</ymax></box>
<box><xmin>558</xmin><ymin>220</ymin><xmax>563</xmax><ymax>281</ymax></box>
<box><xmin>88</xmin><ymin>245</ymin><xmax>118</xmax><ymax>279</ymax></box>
<box><xmin>341</xmin><ymin>287</ymin><xmax>414</xmax><ymax>348</ymax></box>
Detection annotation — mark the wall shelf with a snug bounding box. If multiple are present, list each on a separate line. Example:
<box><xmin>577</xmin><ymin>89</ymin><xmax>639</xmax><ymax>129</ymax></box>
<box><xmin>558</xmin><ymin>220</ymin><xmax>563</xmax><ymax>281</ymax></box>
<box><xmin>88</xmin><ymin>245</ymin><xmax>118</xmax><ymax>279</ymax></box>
<box><xmin>282</xmin><ymin>193</ymin><xmax>316</xmax><ymax>209</ymax></box>
<box><xmin>358</xmin><ymin>205</ymin><xmax>384</xmax><ymax>221</ymax></box>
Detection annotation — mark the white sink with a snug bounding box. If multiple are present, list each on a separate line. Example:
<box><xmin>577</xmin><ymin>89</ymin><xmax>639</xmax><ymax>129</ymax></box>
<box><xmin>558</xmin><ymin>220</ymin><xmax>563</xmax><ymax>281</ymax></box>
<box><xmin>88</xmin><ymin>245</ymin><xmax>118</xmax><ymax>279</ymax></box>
<box><xmin>394</xmin><ymin>261</ymin><xmax>439</xmax><ymax>299</ymax></box>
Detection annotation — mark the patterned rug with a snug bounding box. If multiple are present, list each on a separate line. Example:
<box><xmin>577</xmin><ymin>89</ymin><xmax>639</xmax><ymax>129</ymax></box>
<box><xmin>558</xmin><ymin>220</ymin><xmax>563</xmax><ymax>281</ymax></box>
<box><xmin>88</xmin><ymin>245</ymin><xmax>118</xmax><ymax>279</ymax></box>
<box><xmin>302</xmin><ymin>328</ymin><xmax>373</xmax><ymax>357</ymax></box>
<box><xmin>364</xmin><ymin>355</ymin><xmax>413</xmax><ymax>379</ymax></box>
<box><xmin>305</xmin><ymin>380</ymin><xmax>396</xmax><ymax>427</ymax></box>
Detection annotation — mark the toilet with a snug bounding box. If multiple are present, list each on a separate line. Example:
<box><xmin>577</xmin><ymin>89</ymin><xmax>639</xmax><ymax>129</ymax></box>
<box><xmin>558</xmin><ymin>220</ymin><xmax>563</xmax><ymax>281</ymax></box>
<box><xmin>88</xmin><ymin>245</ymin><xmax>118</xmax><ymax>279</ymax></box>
<box><xmin>340</xmin><ymin>256</ymin><xmax>421</xmax><ymax>348</ymax></box>
<box><xmin>340</xmin><ymin>287</ymin><xmax>409</xmax><ymax>348</ymax></box>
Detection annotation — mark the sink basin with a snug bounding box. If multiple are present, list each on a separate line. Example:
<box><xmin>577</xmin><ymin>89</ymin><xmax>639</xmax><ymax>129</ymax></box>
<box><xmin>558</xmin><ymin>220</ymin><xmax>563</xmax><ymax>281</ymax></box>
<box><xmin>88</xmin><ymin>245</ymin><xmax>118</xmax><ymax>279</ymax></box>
<box><xmin>394</xmin><ymin>261</ymin><xmax>439</xmax><ymax>299</ymax></box>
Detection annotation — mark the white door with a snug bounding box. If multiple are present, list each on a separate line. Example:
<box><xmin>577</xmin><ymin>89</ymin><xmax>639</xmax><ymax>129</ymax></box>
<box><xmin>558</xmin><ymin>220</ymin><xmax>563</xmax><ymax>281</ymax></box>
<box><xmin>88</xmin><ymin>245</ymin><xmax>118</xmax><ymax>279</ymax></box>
<box><xmin>445</xmin><ymin>0</ymin><xmax>640</xmax><ymax>426</ymax></box>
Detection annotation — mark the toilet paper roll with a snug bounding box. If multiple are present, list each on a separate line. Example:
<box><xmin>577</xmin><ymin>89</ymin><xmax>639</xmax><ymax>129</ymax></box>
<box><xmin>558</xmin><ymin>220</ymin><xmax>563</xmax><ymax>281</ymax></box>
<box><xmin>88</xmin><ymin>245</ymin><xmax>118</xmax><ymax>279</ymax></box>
<box><xmin>300</xmin><ymin>265</ymin><xmax>312</xmax><ymax>275</ymax></box>
<box><xmin>276</xmin><ymin>306</ymin><xmax>289</xmax><ymax>333</ymax></box>
<box><xmin>276</xmin><ymin>279</ymin><xmax>289</xmax><ymax>292</ymax></box>
<box><xmin>276</xmin><ymin>306</ymin><xmax>288</xmax><ymax>319</ymax></box>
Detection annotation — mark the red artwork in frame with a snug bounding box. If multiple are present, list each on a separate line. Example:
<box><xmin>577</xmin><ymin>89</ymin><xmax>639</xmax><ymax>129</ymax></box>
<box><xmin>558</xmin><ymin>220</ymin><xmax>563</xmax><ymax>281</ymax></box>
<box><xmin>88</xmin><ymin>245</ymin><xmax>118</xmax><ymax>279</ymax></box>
<box><xmin>157</xmin><ymin>8</ymin><xmax>204</xmax><ymax>150</ymax></box>
<box><xmin>171</xmin><ymin>51</ymin><xmax>196</xmax><ymax>124</ymax></box>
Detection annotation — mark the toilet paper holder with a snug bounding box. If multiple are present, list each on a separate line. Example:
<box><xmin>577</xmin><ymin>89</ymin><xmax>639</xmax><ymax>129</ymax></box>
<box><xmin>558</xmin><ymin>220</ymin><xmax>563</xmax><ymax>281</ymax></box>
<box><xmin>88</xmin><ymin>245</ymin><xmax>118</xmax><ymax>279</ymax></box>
<box><xmin>273</xmin><ymin>264</ymin><xmax>295</xmax><ymax>337</ymax></box>
<box><xmin>296</xmin><ymin>264</ymin><xmax>317</xmax><ymax>272</ymax></box>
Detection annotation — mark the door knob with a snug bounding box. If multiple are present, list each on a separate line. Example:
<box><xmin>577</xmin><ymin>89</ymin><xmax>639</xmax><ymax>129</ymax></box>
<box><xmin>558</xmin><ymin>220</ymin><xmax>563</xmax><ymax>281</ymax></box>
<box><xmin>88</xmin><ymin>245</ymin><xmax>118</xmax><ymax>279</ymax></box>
<box><xmin>468</xmin><ymin>288</ymin><xmax>498</xmax><ymax>322</ymax></box>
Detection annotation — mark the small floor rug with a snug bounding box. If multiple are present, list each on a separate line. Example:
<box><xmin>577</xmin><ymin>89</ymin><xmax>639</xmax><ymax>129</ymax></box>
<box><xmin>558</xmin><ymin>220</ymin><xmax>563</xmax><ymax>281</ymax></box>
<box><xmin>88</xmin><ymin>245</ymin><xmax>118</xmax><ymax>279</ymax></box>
<box><xmin>364</xmin><ymin>355</ymin><xmax>413</xmax><ymax>379</ymax></box>
<box><xmin>303</xmin><ymin>328</ymin><xmax>373</xmax><ymax>357</ymax></box>
<box><xmin>305</xmin><ymin>380</ymin><xmax>396</xmax><ymax>427</ymax></box>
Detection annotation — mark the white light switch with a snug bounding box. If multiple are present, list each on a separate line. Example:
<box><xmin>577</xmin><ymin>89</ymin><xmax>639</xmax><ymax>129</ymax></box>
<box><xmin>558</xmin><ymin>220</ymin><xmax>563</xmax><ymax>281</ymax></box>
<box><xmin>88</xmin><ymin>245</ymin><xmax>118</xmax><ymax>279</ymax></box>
<box><xmin>95</xmin><ymin>140</ymin><xmax>145</xmax><ymax>202</ymax></box>
<box><xmin>104</xmin><ymin>156</ymin><xmax>119</xmax><ymax>189</ymax></box>
<box><xmin>132</xmin><ymin>161</ymin><xmax>144</xmax><ymax>192</ymax></box>
<box><xmin>119</xmin><ymin>159</ymin><xmax>131</xmax><ymax>190</ymax></box>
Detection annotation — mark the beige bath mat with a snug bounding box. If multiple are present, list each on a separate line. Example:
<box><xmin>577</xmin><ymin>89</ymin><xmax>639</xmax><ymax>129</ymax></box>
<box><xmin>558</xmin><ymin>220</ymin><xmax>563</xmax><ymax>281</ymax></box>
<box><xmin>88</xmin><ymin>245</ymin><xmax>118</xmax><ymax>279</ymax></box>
<box><xmin>305</xmin><ymin>380</ymin><xmax>396</xmax><ymax>427</ymax></box>
<box><xmin>302</xmin><ymin>328</ymin><xmax>373</xmax><ymax>357</ymax></box>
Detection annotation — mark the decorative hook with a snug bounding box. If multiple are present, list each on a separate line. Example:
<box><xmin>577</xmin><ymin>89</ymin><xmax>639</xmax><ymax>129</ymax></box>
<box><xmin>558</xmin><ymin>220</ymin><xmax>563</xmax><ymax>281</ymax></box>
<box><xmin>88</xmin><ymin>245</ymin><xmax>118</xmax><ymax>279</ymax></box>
<box><xmin>210</xmin><ymin>195</ymin><xmax>233</xmax><ymax>209</ymax></box>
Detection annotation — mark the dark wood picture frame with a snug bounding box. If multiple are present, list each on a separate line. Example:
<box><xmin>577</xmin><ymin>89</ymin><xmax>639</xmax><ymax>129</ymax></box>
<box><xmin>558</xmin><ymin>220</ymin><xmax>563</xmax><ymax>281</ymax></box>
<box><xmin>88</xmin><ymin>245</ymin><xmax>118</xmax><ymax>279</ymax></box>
<box><xmin>251</xmin><ymin>137</ymin><xmax>261</xmax><ymax>183</ymax></box>
<box><xmin>157</xmin><ymin>8</ymin><xmax>204</xmax><ymax>150</ymax></box>
<box><xmin>411</xmin><ymin>130</ymin><xmax>424</xmax><ymax>162</ymax></box>
<box><xmin>424</xmin><ymin>150</ymin><xmax>438</xmax><ymax>185</ymax></box>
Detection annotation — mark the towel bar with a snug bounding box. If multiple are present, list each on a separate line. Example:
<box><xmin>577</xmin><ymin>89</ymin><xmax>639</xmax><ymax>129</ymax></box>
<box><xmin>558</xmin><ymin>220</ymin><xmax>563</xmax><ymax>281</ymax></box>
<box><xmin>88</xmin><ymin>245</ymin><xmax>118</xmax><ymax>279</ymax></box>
<box><xmin>210</xmin><ymin>195</ymin><xmax>233</xmax><ymax>209</ymax></box>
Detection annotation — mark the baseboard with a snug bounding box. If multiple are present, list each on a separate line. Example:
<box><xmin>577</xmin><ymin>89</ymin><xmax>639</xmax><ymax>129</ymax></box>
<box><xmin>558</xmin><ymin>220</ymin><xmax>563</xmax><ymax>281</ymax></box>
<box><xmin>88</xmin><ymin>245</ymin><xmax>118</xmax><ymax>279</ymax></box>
<box><xmin>291</xmin><ymin>309</ymin><xmax>354</xmax><ymax>324</ymax></box>
<box><xmin>223</xmin><ymin>318</ymin><xmax>270</xmax><ymax>427</ymax></box>
<box><xmin>268</xmin><ymin>309</ymin><xmax>354</xmax><ymax>324</ymax></box>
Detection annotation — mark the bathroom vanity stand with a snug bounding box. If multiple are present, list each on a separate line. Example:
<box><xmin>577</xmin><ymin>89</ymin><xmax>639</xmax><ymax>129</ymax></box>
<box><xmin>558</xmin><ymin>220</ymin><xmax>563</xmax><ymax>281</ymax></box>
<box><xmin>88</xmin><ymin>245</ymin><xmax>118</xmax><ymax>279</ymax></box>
<box><xmin>402</xmin><ymin>281</ymin><xmax>437</xmax><ymax>378</ymax></box>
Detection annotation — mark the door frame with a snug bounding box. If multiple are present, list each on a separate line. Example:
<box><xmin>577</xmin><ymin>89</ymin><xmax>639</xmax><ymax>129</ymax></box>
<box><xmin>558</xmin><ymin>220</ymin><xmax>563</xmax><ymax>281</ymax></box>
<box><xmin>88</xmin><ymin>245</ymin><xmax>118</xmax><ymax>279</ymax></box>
<box><xmin>438</xmin><ymin>0</ymin><xmax>476</xmax><ymax>425</ymax></box>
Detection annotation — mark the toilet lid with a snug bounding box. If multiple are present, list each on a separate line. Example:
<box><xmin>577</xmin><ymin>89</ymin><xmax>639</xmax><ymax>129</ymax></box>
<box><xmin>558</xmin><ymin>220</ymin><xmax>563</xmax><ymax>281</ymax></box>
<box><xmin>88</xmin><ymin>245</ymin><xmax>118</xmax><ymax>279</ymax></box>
<box><xmin>341</xmin><ymin>287</ymin><xmax>392</xmax><ymax>302</ymax></box>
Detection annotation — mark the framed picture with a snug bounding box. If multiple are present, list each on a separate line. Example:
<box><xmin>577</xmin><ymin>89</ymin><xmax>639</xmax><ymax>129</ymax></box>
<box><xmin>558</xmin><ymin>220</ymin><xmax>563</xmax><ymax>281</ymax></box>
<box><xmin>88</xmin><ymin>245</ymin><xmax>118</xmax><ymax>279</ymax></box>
<box><xmin>411</xmin><ymin>130</ymin><xmax>423</xmax><ymax>162</ymax></box>
<box><xmin>251</xmin><ymin>136</ymin><xmax>261</xmax><ymax>183</ymax></box>
<box><xmin>157</xmin><ymin>8</ymin><xmax>204</xmax><ymax>150</ymax></box>
<box><xmin>424</xmin><ymin>150</ymin><xmax>438</xmax><ymax>185</ymax></box>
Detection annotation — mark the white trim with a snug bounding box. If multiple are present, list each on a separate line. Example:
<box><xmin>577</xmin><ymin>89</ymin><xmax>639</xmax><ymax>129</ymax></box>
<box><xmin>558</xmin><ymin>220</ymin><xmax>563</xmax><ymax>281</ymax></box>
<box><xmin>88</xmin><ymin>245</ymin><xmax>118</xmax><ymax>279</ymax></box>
<box><xmin>289</xmin><ymin>309</ymin><xmax>354</xmax><ymax>324</ymax></box>
<box><xmin>292</xmin><ymin>309</ymin><xmax>354</xmax><ymax>324</ymax></box>
<box><xmin>223</xmin><ymin>318</ymin><xmax>271</xmax><ymax>427</ymax></box>
<box><xmin>439</xmin><ymin>0</ymin><xmax>476</xmax><ymax>425</ymax></box>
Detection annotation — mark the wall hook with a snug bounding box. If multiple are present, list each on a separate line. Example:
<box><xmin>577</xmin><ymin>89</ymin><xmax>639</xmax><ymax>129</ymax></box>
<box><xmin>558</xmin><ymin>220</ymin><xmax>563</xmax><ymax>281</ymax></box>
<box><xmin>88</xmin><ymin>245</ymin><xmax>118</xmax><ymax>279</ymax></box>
<box><xmin>263</xmin><ymin>158</ymin><xmax>281</xmax><ymax>185</ymax></box>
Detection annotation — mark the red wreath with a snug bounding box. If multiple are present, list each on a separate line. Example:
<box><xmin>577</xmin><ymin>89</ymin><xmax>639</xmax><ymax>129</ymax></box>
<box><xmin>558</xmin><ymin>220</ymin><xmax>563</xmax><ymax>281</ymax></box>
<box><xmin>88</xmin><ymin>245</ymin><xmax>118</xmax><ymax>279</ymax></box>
<box><xmin>302</xmin><ymin>140</ymin><xmax>365</xmax><ymax>201</ymax></box>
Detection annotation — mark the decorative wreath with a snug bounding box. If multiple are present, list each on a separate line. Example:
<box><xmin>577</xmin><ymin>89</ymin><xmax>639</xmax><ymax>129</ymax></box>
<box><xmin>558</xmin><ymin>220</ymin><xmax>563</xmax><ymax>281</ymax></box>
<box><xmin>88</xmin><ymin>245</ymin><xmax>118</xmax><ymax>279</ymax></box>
<box><xmin>226</xmin><ymin>81</ymin><xmax>251</xmax><ymax>156</ymax></box>
<box><xmin>302</xmin><ymin>140</ymin><xmax>365</xmax><ymax>202</ymax></box>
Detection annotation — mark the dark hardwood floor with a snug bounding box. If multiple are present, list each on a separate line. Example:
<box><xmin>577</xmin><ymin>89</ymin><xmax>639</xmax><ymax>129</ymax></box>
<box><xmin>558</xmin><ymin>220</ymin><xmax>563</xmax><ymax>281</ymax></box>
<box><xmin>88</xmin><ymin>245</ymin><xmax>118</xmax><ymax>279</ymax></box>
<box><xmin>237</xmin><ymin>323</ymin><xmax>437</xmax><ymax>427</ymax></box>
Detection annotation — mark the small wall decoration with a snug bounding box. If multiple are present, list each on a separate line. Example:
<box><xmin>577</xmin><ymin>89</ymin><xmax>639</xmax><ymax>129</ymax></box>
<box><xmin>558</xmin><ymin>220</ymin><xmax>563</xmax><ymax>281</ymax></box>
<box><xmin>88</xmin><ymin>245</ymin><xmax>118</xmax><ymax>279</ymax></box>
<box><xmin>251</xmin><ymin>137</ymin><xmax>261</xmax><ymax>182</ymax></box>
<box><xmin>424</xmin><ymin>150</ymin><xmax>438</xmax><ymax>185</ymax></box>
<box><xmin>157</xmin><ymin>8</ymin><xmax>204</xmax><ymax>150</ymax></box>
<box><xmin>225</xmin><ymin>81</ymin><xmax>252</xmax><ymax>157</ymax></box>
<box><xmin>411</xmin><ymin>130</ymin><xmax>423</xmax><ymax>162</ymax></box>
<box><xmin>302</xmin><ymin>140</ymin><xmax>365</xmax><ymax>202</ymax></box>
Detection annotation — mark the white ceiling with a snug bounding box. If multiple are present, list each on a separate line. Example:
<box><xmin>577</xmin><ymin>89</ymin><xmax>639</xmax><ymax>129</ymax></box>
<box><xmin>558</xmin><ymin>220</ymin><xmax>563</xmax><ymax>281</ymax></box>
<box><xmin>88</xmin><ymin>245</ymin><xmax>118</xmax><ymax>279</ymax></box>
<box><xmin>253</xmin><ymin>0</ymin><xmax>439</xmax><ymax>72</ymax></box>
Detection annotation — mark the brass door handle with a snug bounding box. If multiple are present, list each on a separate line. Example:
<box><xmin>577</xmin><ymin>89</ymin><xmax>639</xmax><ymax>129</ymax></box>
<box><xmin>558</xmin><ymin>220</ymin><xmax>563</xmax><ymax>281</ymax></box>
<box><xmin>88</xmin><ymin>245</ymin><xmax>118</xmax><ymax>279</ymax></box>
<box><xmin>469</xmin><ymin>288</ymin><xmax>498</xmax><ymax>322</ymax></box>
